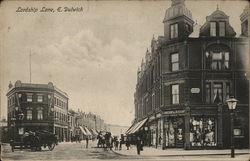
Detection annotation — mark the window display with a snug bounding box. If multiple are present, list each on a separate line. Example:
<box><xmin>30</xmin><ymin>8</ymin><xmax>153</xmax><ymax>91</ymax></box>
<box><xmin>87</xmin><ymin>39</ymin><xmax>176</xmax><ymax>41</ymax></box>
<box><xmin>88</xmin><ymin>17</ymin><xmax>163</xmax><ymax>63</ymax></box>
<box><xmin>164</xmin><ymin>117</ymin><xmax>184</xmax><ymax>147</ymax></box>
<box><xmin>190</xmin><ymin>117</ymin><xmax>216</xmax><ymax>146</ymax></box>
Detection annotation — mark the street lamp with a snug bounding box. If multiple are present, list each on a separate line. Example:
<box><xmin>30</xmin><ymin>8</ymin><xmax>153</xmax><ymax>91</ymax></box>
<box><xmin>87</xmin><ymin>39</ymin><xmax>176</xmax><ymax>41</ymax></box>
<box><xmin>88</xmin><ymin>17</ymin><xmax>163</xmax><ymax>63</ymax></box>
<box><xmin>226</xmin><ymin>96</ymin><xmax>238</xmax><ymax>158</ymax></box>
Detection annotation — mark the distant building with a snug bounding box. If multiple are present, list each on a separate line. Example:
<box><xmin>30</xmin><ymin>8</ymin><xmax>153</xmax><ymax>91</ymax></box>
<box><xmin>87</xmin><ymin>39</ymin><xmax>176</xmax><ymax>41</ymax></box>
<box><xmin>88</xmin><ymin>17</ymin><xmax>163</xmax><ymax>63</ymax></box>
<box><xmin>131</xmin><ymin>0</ymin><xmax>249</xmax><ymax>150</ymax></box>
<box><xmin>7</xmin><ymin>80</ymin><xmax>69</xmax><ymax>142</ymax></box>
<box><xmin>105</xmin><ymin>124</ymin><xmax>129</xmax><ymax>136</ymax></box>
<box><xmin>0</xmin><ymin>119</ymin><xmax>8</xmax><ymax>143</ymax></box>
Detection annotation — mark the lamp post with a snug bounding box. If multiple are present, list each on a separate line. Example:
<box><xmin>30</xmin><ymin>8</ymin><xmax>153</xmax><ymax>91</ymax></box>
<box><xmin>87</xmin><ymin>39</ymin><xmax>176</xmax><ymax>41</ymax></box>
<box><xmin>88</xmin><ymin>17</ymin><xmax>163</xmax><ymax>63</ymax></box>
<box><xmin>226</xmin><ymin>96</ymin><xmax>238</xmax><ymax>158</ymax></box>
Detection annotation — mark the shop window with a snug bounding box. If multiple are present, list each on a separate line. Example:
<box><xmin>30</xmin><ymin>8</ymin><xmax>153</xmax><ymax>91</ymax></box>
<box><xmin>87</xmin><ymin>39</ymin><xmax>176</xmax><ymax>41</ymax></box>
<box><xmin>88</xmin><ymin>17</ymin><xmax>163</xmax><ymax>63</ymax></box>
<box><xmin>171</xmin><ymin>53</ymin><xmax>179</xmax><ymax>71</ymax></box>
<box><xmin>37</xmin><ymin>95</ymin><xmax>43</xmax><ymax>102</ymax></box>
<box><xmin>170</xmin><ymin>23</ymin><xmax>178</xmax><ymax>39</ymax></box>
<box><xmin>164</xmin><ymin>117</ymin><xmax>184</xmax><ymax>147</ymax></box>
<box><xmin>37</xmin><ymin>110</ymin><xmax>43</xmax><ymax>120</ymax></box>
<box><xmin>27</xmin><ymin>93</ymin><xmax>33</xmax><ymax>102</ymax></box>
<box><xmin>210</xmin><ymin>22</ymin><xmax>216</xmax><ymax>37</ymax></box>
<box><xmin>171</xmin><ymin>84</ymin><xmax>179</xmax><ymax>104</ymax></box>
<box><xmin>190</xmin><ymin>117</ymin><xmax>216</xmax><ymax>146</ymax></box>
<box><xmin>27</xmin><ymin>110</ymin><xmax>32</xmax><ymax>120</ymax></box>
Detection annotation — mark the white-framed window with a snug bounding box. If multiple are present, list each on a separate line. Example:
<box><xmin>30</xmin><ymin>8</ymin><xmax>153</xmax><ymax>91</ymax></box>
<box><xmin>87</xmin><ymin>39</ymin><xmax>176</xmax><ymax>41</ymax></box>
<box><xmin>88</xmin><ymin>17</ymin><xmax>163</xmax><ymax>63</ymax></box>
<box><xmin>170</xmin><ymin>23</ymin><xmax>178</xmax><ymax>39</ymax></box>
<box><xmin>37</xmin><ymin>95</ymin><xmax>43</xmax><ymax>102</ymax></box>
<box><xmin>27</xmin><ymin>93</ymin><xmax>33</xmax><ymax>102</ymax></box>
<box><xmin>210</xmin><ymin>22</ymin><xmax>216</xmax><ymax>37</ymax></box>
<box><xmin>171</xmin><ymin>84</ymin><xmax>179</xmax><ymax>104</ymax></box>
<box><xmin>219</xmin><ymin>22</ymin><xmax>225</xmax><ymax>36</ymax></box>
<box><xmin>37</xmin><ymin>110</ymin><xmax>43</xmax><ymax>120</ymax></box>
<box><xmin>171</xmin><ymin>53</ymin><xmax>179</xmax><ymax>71</ymax></box>
<box><xmin>27</xmin><ymin>110</ymin><xmax>32</xmax><ymax>120</ymax></box>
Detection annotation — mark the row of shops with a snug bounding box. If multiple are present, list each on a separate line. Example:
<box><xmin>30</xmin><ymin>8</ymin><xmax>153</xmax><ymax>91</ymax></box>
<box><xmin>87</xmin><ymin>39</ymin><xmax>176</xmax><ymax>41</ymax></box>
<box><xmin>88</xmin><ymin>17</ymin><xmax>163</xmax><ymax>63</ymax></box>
<box><xmin>76</xmin><ymin>126</ymin><xmax>99</xmax><ymax>140</ymax></box>
<box><xmin>126</xmin><ymin>106</ymin><xmax>248</xmax><ymax>150</ymax></box>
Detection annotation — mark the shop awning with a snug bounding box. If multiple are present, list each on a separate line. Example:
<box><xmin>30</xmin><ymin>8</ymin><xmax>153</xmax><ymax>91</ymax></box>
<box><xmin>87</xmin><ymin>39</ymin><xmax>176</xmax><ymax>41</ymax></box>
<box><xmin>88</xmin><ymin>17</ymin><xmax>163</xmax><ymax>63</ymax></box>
<box><xmin>125</xmin><ymin>121</ymin><xmax>140</xmax><ymax>135</ymax></box>
<box><xmin>126</xmin><ymin>118</ymin><xmax>148</xmax><ymax>135</ymax></box>
<box><xmin>84</xmin><ymin>127</ymin><xmax>92</xmax><ymax>136</ymax></box>
<box><xmin>130</xmin><ymin>118</ymin><xmax>148</xmax><ymax>134</ymax></box>
<box><xmin>95</xmin><ymin>129</ymin><xmax>99</xmax><ymax>134</ymax></box>
<box><xmin>79</xmin><ymin>126</ymin><xmax>87</xmax><ymax>136</ymax></box>
<box><xmin>90</xmin><ymin>129</ymin><xmax>98</xmax><ymax>135</ymax></box>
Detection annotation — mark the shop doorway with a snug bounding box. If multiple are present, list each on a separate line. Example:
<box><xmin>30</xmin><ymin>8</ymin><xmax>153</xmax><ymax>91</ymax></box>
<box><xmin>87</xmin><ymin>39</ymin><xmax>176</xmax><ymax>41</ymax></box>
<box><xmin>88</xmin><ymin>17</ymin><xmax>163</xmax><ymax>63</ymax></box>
<box><xmin>164</xmin><ymin>117</ymin><xmax>184</xmax><ymax>148</ymax></box>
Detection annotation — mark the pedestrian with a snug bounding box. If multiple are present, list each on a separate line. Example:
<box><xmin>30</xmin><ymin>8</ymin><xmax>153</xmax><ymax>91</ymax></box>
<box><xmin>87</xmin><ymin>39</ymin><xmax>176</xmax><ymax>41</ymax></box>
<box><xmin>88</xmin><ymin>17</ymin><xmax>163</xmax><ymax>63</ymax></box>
<box><xmin>114</xmin><ymin>136</ymin><xmax>119</xmax><ymax>150</ymax></box>
<box><xmin>119</xmin><ymin>137</ymin><xmax>122</xmax><ymax>150</ymax></box>
<box><xmin>136</xmin><ymin>136</ymin><xmax>143</xmax><ymax>155</ymax></box>
<box><xmin>125</xmin><ymin>137</ymin><xmax>130</xmax><ymax>150</ymax></box>
<box><xmin>86</xmin><ymin>136</ymin><xmax>89</xmax><ymax>148</ymax></box>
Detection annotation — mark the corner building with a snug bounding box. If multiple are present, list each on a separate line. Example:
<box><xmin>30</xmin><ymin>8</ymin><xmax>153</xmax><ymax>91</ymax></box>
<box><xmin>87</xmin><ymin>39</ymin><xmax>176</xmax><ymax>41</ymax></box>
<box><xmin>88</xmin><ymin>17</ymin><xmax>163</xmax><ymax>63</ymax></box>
<box><xmin>7</xmin><ymin>81</ymin><xmax>69</xmax><ymax>142</ymax></box>
<box><xmin>133</xmin><ymin>0</ymin><xmax>249</xmax><ymax>149</ymax></box>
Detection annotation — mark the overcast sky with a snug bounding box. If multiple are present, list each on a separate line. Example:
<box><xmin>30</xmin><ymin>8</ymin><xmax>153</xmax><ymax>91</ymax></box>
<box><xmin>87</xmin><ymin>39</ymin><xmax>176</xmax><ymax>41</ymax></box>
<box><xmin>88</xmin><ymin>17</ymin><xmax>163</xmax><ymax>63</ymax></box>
<box><xmin>0</xmin><ymin>0</ymin><xmax>248</xmax><ymax>126</ymax></box>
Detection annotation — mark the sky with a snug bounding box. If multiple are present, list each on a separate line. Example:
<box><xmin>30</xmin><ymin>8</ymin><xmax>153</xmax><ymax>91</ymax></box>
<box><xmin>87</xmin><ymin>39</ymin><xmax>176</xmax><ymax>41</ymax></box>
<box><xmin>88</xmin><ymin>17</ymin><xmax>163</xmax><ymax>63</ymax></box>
<box><xmin>0</xmin><ymin>0</ymin><xmax>248</xmax><ymax>126</ymax></box>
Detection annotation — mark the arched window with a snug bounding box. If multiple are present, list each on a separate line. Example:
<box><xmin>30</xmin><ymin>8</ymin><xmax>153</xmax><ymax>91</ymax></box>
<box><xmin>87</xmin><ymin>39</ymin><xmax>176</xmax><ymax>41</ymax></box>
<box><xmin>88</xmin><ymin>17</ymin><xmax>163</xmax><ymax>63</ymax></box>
<box><xmin>205</xmin><ymin>45</ymin><xmax>230</xmax><ymax>70</ymax></box>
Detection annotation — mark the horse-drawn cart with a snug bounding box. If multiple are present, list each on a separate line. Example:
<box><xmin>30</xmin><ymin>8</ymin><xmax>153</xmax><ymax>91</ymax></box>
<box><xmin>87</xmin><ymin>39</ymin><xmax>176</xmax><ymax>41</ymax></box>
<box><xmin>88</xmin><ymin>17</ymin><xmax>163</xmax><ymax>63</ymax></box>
<box><xmin>10</xmin><ymin>130</ymin><xmax>58</xmax><ymax>152</ymax></box>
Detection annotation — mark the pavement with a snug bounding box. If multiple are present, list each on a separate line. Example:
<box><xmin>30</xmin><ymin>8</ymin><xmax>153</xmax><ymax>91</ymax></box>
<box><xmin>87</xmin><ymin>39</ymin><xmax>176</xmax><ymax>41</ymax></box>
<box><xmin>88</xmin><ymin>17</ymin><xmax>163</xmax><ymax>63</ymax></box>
<box><xmin>1</xmin><ymin>142</ymin><xmax>250</xmax><ymax>161</ymax></box>
<box><xmin>112</xmin><ymin>144</ymin><xmax>250</xmax><ymax>158</ymax></box>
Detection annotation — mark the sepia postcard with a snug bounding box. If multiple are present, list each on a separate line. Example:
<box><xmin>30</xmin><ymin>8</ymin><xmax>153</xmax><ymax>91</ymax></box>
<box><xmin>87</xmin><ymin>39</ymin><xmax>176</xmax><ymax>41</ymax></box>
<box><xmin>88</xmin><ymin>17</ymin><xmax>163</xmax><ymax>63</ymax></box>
<box><xmin>0</xmin><ymin>0</ymin><xmax>249</xmax><ymax>161</ymax></box>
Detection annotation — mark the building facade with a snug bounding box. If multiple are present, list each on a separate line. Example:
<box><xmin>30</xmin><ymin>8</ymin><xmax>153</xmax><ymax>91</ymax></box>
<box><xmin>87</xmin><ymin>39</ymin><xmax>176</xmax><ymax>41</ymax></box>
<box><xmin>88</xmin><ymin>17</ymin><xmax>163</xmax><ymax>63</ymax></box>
<box><xmin>7</xmin><ymin>80</ymin><xmax>69</xmax><ymax>142</ymax></box>
<box><xmin>133</xmin><ymin>0</ymin><xmax>249</xmax><ymax>149</ymax></box>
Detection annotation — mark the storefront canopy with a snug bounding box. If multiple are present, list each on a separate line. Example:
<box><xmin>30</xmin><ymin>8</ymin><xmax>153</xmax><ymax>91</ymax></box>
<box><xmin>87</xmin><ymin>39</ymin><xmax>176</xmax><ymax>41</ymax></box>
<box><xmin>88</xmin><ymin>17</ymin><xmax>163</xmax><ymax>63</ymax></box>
<box><xmin>79</xmin><ymin>126</ymin><xmax>87</xmax><ymax>136</ymax></box>
<box><xmin>84</xmin><ymin>127</ymin><xmax>92</xmax><ymax>136</ymax></box>
<box><xmin>90</xmin><ymin>128</ymin><xmax>98</xmax><ymax>135</ymax></box>
<box><xmin>125</xmin><ymin>118</ymin><xmax>148</xmax><ymax>135</ymax></box>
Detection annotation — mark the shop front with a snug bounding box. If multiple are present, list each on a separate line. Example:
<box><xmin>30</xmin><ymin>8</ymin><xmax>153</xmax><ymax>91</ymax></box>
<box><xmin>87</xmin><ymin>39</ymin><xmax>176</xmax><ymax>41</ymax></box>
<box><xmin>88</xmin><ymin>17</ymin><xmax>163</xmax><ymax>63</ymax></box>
<box><xmin>189</xmin><ymin>116</ymin><xmax>217</xmax><ymax>147</ymax></box>
<box><xmin>164</xmin><ymin>116</ymin><xmax>184</xmax><ymax>148</ymax></box>
<box><xmin>161</xmin><ymin>108</ymin><xmax>220</xmax><ymax>149</ymax></box>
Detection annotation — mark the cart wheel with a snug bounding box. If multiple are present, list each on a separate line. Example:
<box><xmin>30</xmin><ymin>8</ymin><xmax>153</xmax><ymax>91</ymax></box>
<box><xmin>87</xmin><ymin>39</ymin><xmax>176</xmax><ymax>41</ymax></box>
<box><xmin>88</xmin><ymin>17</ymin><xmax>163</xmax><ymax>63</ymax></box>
<box><xmin>48</xmin><ymin>142</ymin><xmax>56</xmax><ymax>151</ymax></box>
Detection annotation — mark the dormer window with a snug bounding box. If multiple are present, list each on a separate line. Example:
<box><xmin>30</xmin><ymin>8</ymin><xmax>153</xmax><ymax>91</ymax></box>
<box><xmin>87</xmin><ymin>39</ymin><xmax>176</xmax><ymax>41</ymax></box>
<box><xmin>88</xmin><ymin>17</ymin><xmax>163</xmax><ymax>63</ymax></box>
<box><xmin>210</xmin><ymin>21</ymin><xmax>226</xmax><ymax>37</ymax></box>
<box><xmin>210</xmin><ymin>22</ymin><xmax>216</xmax><ymax>36</ymax></box>
<box><xmin>170</xmin><ymin>23</ymin><xmax>178</xmax><ymax>39</ymax></box>
<box><xmin>219</xmin><ymin>22</ymin><xmax>225</xmax><ymax>36</ymax></box>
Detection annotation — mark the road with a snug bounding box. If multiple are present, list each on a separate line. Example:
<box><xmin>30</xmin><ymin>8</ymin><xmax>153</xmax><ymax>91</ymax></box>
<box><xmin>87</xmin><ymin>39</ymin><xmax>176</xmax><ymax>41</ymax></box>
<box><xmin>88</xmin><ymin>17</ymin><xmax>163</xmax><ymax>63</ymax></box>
<box><xmin>1</xmin><ymin>141</ymin><xmax>249</xmax><ymax>161</ymax></box>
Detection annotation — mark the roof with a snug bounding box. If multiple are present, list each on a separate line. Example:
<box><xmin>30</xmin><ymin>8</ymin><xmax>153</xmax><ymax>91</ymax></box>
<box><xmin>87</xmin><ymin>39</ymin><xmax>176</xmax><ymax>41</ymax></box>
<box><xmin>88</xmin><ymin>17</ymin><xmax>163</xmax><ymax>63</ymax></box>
<box><xmin>7</xmin><ymin>80</ymin><xmax>68</xmax><ymax>98</ymax></box>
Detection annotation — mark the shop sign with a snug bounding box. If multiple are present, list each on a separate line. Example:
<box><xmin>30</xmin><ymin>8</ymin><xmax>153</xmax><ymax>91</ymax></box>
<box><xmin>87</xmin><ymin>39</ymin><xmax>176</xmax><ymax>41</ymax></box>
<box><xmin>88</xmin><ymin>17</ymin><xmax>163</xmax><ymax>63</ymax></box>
<box><xmin>163</xmin><ymin>110</ymin><xmax>185</xmax><ymax>115</ymax></box>
<box><xmin>191</xmin><ymin>88</ymin><xmax>200</xmax><ymax>93</ymax></box>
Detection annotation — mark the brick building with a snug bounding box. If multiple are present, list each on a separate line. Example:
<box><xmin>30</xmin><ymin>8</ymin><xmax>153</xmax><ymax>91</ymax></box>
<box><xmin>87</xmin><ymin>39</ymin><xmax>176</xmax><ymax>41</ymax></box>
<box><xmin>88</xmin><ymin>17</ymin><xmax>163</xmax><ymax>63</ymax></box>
<box><xmin>130</xmin><ymin>0</ymin><xmax>249</xmax><ymax>150</ymax></box>
<box><xmin>7</xmin><ymin>80</ymin><xmax>69</xmax><ymax>142</ymax></box>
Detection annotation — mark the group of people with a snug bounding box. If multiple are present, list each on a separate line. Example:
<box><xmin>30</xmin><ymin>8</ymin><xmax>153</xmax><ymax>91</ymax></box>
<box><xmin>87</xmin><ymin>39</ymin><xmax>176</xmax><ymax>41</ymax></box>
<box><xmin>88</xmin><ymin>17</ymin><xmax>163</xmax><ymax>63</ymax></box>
<box><xmin>97</xmin><ymin>132</ymin><xmax>123</xmax><ymax>150</ymax></box>
<box><xmin>97</xmin><ymin>132</ymin><xmax>144</xmax><ymax>155</ymax></box>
